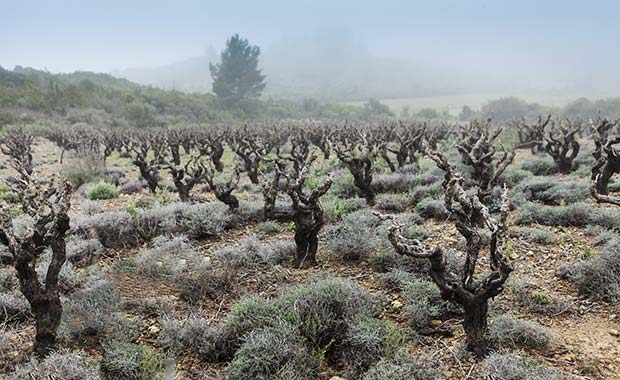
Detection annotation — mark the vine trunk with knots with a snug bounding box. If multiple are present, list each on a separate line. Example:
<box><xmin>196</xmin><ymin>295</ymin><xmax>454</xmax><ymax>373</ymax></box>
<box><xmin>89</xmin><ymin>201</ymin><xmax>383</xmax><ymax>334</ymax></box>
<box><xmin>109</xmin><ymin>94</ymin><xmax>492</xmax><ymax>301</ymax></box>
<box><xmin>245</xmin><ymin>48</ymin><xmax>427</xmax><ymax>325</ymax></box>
<box><xmin>280</xmin><ymin>156</ymin><xmax>332</xmax><ymax>268</ymax></box>
<box><xmin>383</xmin><ymin>151</ymin><xmax>513</xmax><ymax>355</ymax></box>
<box><xmin>0</xmin><ymin>175</ymin><xmax>72</xmax><ymax>358</ymax></box>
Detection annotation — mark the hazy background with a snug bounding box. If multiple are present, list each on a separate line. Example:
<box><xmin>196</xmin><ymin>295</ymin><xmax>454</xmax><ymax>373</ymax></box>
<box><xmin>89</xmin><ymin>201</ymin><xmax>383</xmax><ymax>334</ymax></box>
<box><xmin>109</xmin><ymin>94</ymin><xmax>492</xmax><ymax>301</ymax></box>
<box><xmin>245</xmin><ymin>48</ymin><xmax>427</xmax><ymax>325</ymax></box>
<box><xmin>2</xmin><ymin>0</ymin><xmax>618</xmax><ymax>102</ymax></box>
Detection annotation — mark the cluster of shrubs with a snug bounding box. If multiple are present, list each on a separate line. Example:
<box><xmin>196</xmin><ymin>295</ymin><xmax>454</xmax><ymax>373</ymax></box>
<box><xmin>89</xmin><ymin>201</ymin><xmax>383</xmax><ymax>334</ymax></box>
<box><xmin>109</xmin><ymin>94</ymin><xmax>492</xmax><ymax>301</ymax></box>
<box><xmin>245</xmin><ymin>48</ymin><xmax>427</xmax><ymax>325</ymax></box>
<box><xmin>483</xmin><ymin>351</ymin><xmax>566</xmax><ymax>380</ymax></box>
<box><xmin>509</xmin><ymin>279</ymin><xmax>571</xmax><ymax>314</ymax></box>
<box><xmin>511</xmin><ymin>226</ymin><xmax>557</xmax><ymax>245</ymax></box>
<box><xmin>72</xmin><ymin>201</ymin><xmax>232</xmax><ymax>248</ymax></box>
<box><xmin>174</xmin><ymin>235</ymin><xmax>295</xmax><ymax>304</ymax></box>
<box><xmin>161</xmin><ymin>277</ymin><xmax>417</xmax><ymax>379</ymax></box>
<box><xmin>59</xmin><ymin>276</ymin><xmax>141</xmax><ymax>343</ymax></box>
<box><xmin>516</xmin><ymin>202</ymin><xmax>620</xmax><ymax>229</ymax></box>
<box><xmin>559</xmin><ymin>234</ymin><xmax>620</xmax><ymax>303</ymax></box>
<box><xmin>84</xmin><ymin>181</ymin><xmax>119</xmax><ymax>200</ymax></box>
<box><xmin>0</xmin><ymin>182</ymin><xmax>18</xmax><ymax>203</ymax></box>
<box><xmin>325</xmin><ymin>209</ymin><xmax>388</xmax><ymax>261</ymax></box>
<box><xmin>511</xmin><ymin>176</ymin><xmax>589</xmax><ymax>206</ymax></box>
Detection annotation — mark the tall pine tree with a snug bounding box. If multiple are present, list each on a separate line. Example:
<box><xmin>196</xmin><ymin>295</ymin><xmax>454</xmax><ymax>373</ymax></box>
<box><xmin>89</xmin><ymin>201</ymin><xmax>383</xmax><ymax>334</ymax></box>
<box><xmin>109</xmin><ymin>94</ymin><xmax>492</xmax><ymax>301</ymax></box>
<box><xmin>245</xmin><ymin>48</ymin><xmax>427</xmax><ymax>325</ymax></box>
<box><xmin>209</xmin><ymin>34</ymin><xmax>266</xmax><ymax>107</ymax></box>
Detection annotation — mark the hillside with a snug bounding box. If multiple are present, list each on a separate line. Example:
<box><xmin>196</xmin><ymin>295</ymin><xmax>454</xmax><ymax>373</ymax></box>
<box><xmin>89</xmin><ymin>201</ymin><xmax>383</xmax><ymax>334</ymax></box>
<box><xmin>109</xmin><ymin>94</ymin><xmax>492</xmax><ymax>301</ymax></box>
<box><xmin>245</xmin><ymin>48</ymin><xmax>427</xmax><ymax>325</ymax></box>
<box><xmin>112</xmin><ymin>35</ymin><xmax>479</xmax><ymax>102</ymax></box>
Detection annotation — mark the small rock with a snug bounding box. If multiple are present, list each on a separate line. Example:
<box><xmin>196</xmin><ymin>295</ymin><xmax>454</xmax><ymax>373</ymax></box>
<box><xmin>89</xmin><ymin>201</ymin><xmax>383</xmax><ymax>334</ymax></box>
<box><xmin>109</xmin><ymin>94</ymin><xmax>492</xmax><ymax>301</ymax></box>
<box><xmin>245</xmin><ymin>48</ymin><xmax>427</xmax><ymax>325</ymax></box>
<box><xmin>609</xmin><ymin>329</ymin><xmax>620</xmax><ymax>337</ymax></box>
<box><xmin>430</xmin><ymin>319</ymin><xmax>442</xmax><ymax>327</ymax></box>
<box><xmin>391</xmin><ymin>300</ymin><xmax>403</xmax><ymax>310</ymax></box>
<box><xmin>148</xmin><ymin>325</ymin><xmax>161</xmax><ymax>334</ymax></box>
<box><xmin>329</xmin><ymin>377</ymin><xmax>347</xmax><ymax>380</ymax></box>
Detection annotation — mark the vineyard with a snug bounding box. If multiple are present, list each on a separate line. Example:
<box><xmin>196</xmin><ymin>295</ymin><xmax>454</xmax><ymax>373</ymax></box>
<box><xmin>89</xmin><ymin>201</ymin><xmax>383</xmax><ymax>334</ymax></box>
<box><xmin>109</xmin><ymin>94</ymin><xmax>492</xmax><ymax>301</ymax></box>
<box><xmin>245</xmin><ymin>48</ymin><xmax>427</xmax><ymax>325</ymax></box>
<box><xmin>1</xmin><ymin>116</ymin><xmax>620</xmax><ymax>379</ymax></box>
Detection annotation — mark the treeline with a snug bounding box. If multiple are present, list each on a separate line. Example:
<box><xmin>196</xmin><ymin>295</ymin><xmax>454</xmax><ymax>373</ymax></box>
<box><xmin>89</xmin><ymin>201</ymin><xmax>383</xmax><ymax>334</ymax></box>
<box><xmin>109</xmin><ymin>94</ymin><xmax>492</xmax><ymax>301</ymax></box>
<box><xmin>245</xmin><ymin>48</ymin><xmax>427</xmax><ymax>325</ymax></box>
<box><xmin>463</xmin><ymin>96</ymin><xmax>620</xmax><ymax>122</ymax></box>
<box><xmin>0</xmin><ymin>66</ymin><xmax>393</xmax><ymax>127</ymax></box>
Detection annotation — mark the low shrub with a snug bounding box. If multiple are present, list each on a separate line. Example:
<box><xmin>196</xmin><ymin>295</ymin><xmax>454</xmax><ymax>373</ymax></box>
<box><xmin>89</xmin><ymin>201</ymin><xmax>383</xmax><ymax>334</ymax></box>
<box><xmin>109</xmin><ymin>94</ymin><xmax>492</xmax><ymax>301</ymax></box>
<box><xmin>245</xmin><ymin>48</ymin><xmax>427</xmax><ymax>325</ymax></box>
<box><xmin>80</xmin><ymin>199</ymin><xmax>102</xmax><ymax>215</ymax></box>
<box><xmin>487</xmin><ymin>315</ymin><xmax>554</xmax><ymax>350</ymax></box>
<box><xmin>66</xmin><ymin>237</ymin><xmax>103</xmax><ymax>267</ymax></box>
<box><xmin>509</xmin><ymin>279</ymin><xmax>571</xmax><ymax>314</ymax></box>
<box><xmin>100</xmin><ymin>341</ymin><xmax>165</xmax><ymax>380</ymax></box>
<box><xmin>255</xmin><ymin>221</ymin><xmax>282</xmax><ymax>235</ymax></box>
<box><xmin>521</xmin><ymin>158</ymin><xmax>558</xmax><ymax>176</ymax></box>
<box><xmin>175</xmin><ymin>236</ymin><xmax>294</xmax><ymax>304</ymax></box>
<box><xmin>135</xmin><ymin>202</ymin><xmax>231</xmax><ymax>240</ymax></box>
<box><xmin>415</xmin><ymin>198</ymin><xmax>449</xmax><ymax>219</ymax></box>
<box><xmin>226</xmin><ymin>321</ymin><xmax>314</xmax><ymax>380</ymax></box>
<box><xmin>0</xmin><ymin>186</ymin><xmax>18</xmax><ymax>203</ymax></box>
<box><xmin>134</xmin><ymin>235</ymin><xmax>198</xmax><ymax>278</ymax></box>
<box><xmin>562</xmin><ymin>236</ymin><xmax>620</xmax><ymax>303</ymax></box>
<box><xmin>274</xmin><ymin>277</ymin><xmax>376</xmax><ymax>348</ymax></box>
<box><xmin>160</xmin><ymin>316</ymin><xmax>232</xmax><ymax>361</ymax></box>
<box><xmin>339</xmin><ymin>316</ymin><xmax>406</xmax><ymax>377</ymax></box>
<box><xmin>213</xmin><ymin>235</ymin><xmax>295</xmax><ymax>269</ymax></box>
<box><xmin>512</xmin><ymin>176</ymin><xmax>588</xmax><ymax>205</ymax></box>
<box><xmin>403</xmin><ymin>279</ymin><xmax>451</xmax><ymax>329</ymax></box>
<box><xmin>62</xmin><ymin>153</ymin><xmax>107</xmax><ymax>188</ymax></box>
<box><xmin>483</xmin><ymin>351</ymin><xmax>564</xmax><ymax>380</ymax></box>
<box><xmin>72</xmin><ymin>211</ymin><xmax>137</xmax><ymax>248</ymax></box>
<box><xmin>85</xmin><ymin>181</ymin><xmax>119</xmax><ymax>200</ymax></box>
<box><xmin>325</xmin><ymin>209</ymin><xmax>386</xmax><ymax>260</ymax></box>
<box><xmin>8</xmin><ymin>350</ymin><xmax>102</xmax><ymax>380</ymax></box>
<box><xmin>60</xmin><ymin>277</ymin><xmax>139</xmax><ymax>342</ymax></box>
<box><xmin>362</xmin><ymin>349</ymin><xmax>439</xmax><ymax>380</ymax></box>
<box><xmin>378</xmin><ymin>269</ymin><xmax>413</xmax><ymax>291</ymax></box>
<box><xmin>410</xmin><ymin>182</ymin><xmax>442</xmax><ymax>204</ymax></box>
<box><xmin>499</xmin><ymin>166</ymin><xmax>531</xmax><ymax>187</ymax></box>
<box><xmin>375</xmin><ymin>193</ymin><xmax>410</xmax><ymax>212</ymax></box>
<box><xmin>372</xmin><ymin>173</ymin><xmax>417</xmax><ymax>194</ymax></box>
<box><xmin>120</xmin><ymin>181</ymin><xmax>144</xmax><ymax>195</ymax></box>
<box><xmin>516</xmin><ymin>202</ymin><xmax>620</xmax><ymax>229</ymax></box>
<box><xmin>331</xmin><ymin>172</ymin><xmax>357</xmax><ymax>198</ymax></box>
<box><xmin>322</xmin><ymin>195</ymin><xmax>367</xmax><ymax>222</ymax></box>
<box><xmin>0</xmin><ymin>291</ymin><xmax>30</xmax><ymax>322</ymax></box>
<box><xmin>511</xmin><ymin>226</ymin><xmax>557</xmax><ymax>245</ymax></box>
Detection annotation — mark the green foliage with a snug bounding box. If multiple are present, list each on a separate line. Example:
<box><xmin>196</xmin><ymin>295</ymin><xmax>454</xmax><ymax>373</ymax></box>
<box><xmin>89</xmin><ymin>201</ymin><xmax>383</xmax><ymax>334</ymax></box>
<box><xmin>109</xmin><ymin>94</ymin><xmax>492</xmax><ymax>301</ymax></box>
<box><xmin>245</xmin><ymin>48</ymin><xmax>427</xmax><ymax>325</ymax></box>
<box><xmin>562</xmin><ymin>237</ymin><xmax>620</xmax><ymax>303</ymax></box>
<box><xmin>0</xmin><ymin>186</ymin><xmax>18</xmax><ymax>203</ymax></box>
<box><xmin>519</xmin><ymin>201</ymin><xmax>620</xmax><ymax>230</ymax></box>
<box><xmin>339</xmin><ymin>316</ymin><xmax>407</xmax><ymax>377</ymax></box>
<box><xmin>520</xmin><ymin>158</ymin><xmax>558</xmax><ymax>176</ymax></box>
<box><xmin>101</xmin><ymin>341</ymin><xmax>165</xmax><ymax>380</ymax></box>
<box><xmin>62</xmin><ymin>154</ymin><xmax>107</xmax><ymax>188</ymax></box>
<box><xmin>362</xmin><ymin>349</ymin><xmax>439</xmax><ymax>380</ymax></box>
<box><xmin>325</xmin><ymin>209</ymin><xmax>386</xmax><ymax>260</ymax></box>
<box><xmin>479</xmin><ymin>97</ymin><xmax>549</xmax><ymax>121</ymax></box>
<box><xmin>483</xmin><ymin>351</ymin><xmax>564</xmax><ymax>380</ymax></box>
<box><xmin>85</xmin><ymin>181</ymin><xmax>119</xmax><ymax>200</ymax></box>
<box><xmin>8</xmin><ymin>351</ymin><xmax>102</xmax><ymax>380</ymax></box>
<box><xmin>488</xmin><ymin>315</ymin><xmax>554</xmax><ymax>350</ymax></box>
<box><xmin>226</xmin><ymin>322</ymin><xmax>314</xmax><ymax>380</ymax></box>
<box><xmin>403</xmin><ymin>279</ymin><xmax>451</xmax><ymax>329</ymax></box>
<box><xmin>512</xmin><ymin>176</ymin><xmax>588</xmax><ymax>206</ymax></box>
<box><xmin>210</xmin><ymin>34</ymin><xmax>266</xmax><ymax>107</ymax></box>
<box><xmin>511</xmin><ymin>226</ymin><xmax>557</xmax><ymax>245</ymax></box>
<box><xmin>415</xmin><ymin>198</ymin><xmax>449</xmax><ymax>219</ymax></box>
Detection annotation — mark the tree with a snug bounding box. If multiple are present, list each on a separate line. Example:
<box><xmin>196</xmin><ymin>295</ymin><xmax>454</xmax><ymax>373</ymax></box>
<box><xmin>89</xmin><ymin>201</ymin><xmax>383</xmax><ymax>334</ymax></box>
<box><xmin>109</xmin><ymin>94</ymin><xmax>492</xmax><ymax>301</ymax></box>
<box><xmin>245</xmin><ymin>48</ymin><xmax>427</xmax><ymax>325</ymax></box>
<box><xmin>459</xmin><ymin>105</ymin><xmax>474</xmax><ymax>121</ymax></box>
<box><xmin>209</xmin><ymin>34</ymin><xmax>266</xmax><ymax>107</ymax></box>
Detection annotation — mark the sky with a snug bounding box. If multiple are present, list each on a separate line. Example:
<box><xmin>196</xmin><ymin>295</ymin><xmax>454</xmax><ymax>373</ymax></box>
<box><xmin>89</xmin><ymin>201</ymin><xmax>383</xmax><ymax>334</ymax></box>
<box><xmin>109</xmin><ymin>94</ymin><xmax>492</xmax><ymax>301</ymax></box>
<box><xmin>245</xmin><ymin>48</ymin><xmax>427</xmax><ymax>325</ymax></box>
<box><xmin>2</xmin><ymin>0</ymin><xmax>619</xmax><ymax>93</ymax></box>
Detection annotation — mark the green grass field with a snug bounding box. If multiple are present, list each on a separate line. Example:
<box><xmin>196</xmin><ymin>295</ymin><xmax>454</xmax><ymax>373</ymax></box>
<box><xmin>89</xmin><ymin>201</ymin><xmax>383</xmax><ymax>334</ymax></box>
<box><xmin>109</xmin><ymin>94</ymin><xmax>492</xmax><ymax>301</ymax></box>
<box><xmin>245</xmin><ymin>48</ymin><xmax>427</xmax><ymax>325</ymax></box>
<box><xmin>344</xmin><ymin>93</ymin><xmax>589</xmax><ymax>115</ymax></box>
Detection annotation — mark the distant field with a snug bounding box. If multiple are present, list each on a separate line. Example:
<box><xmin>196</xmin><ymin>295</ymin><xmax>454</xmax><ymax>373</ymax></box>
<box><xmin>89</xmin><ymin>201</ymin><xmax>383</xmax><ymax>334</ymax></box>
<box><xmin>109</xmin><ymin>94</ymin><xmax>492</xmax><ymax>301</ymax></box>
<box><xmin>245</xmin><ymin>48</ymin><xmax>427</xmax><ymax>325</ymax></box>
<box><xmin>344</xmin><ymin>93</ymin><xmax>589</xmax><ymax>115</ymax></box>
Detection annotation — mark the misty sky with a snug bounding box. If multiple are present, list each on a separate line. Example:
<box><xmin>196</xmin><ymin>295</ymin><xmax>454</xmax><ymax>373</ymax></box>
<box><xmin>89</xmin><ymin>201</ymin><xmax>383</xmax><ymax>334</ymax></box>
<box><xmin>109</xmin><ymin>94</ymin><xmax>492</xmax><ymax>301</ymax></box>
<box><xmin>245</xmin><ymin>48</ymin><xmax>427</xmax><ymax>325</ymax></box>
<box><xmin>2</xmin><ymin>0</ymin><xmax>619</xmax><ymax>93</ymax></box>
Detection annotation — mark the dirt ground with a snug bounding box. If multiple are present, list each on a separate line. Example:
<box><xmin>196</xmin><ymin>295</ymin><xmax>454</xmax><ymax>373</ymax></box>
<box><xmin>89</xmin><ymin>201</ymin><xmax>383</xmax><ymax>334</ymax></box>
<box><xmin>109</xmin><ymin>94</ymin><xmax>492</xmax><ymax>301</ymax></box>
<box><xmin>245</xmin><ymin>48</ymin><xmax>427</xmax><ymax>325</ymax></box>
<box><xmin>1</xmin><ymin>138</ymin><xmax>619</xmax><ymax>379</ymax></box>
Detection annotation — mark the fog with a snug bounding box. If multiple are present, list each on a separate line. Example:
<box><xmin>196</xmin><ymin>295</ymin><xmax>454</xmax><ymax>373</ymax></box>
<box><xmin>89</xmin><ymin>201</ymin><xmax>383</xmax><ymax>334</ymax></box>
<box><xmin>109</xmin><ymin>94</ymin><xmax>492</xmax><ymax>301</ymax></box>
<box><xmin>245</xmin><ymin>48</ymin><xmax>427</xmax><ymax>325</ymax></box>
<box><xmin>2</xmin><ymin>0</ymin><xmax>619</xmax><ymax>101</ymax></box>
